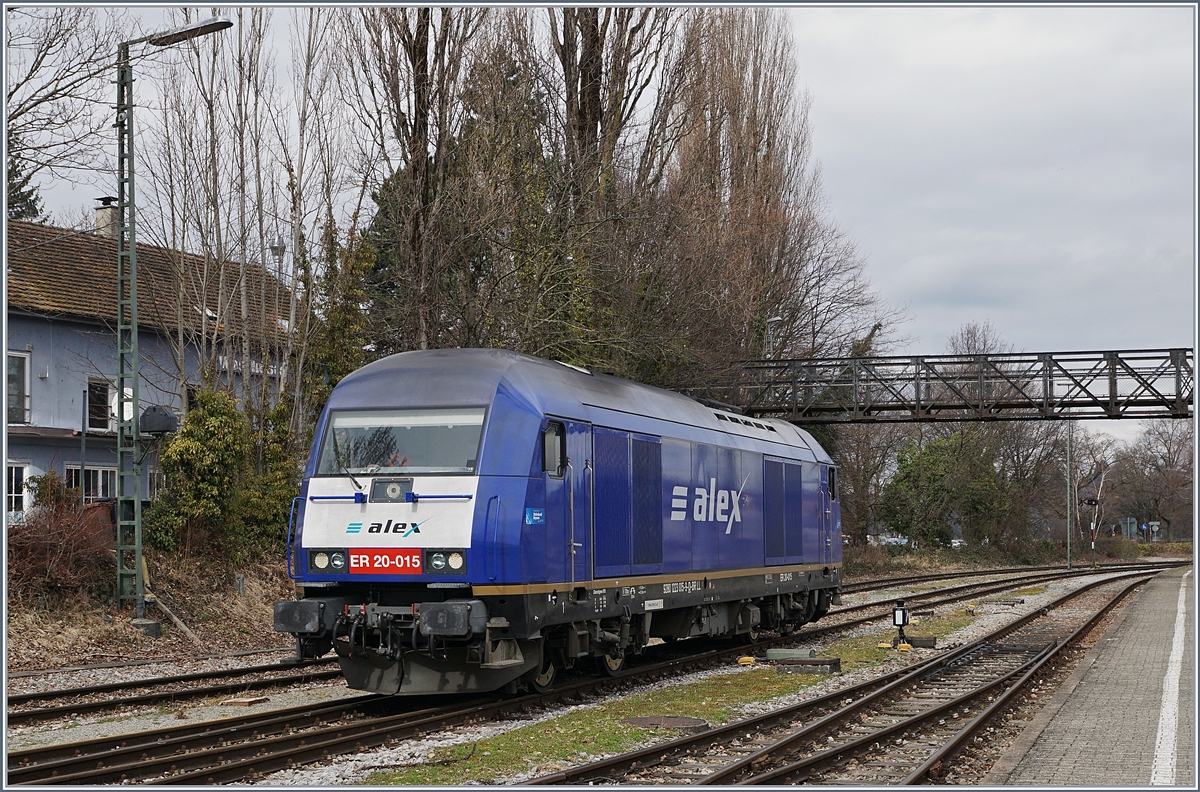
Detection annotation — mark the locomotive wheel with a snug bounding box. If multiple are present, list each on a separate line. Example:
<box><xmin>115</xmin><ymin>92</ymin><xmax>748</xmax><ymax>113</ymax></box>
<box><xmin>739</xmin><ymin>623</ymin><xmax>762</xmax><ymax>645</ymax></box>
<box><xmin>596</xmin><ymin>651</ymin><xmax>626</xmax><ymax>676</ymax></box>
<box><xmin>529</xmin><ymin>655</ymin><xmax>558</xmax><ymax>693</ymax></box>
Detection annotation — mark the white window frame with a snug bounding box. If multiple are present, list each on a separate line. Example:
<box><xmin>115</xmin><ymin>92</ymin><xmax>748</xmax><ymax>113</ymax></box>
<box><xmin>7</xmin><ymin>351</ymin><xmax>31</xmax><ymax>425</ymax></box>
<box><xmin>65</xmin><ymin>465</ymin><xmax>117</xmax><ymax>502</ymax></box>
<box><xmin>6</xmin><ymin>463</ymin><xmax>29</xmax><ymax>515</ymax></box>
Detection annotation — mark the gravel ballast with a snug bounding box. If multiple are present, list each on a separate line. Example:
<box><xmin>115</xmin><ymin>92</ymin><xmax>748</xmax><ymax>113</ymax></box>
<box><xmin>249</xmin><ymin>570</ymin><xmax>1139</xmax><ymax>786</ymax></box>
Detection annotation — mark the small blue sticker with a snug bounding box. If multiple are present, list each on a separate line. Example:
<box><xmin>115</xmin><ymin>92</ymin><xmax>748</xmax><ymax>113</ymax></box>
<box><xmin>525</xmin><ymin>508</ymin><xmax>545</xmax><ymax>525</ymax></box>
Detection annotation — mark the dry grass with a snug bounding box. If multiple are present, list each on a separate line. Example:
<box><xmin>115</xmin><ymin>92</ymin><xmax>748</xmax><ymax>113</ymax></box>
<box><xmin>5</xmin><ymin>549</ymin><xmax>295</xmax><ymax>672</ymax></box>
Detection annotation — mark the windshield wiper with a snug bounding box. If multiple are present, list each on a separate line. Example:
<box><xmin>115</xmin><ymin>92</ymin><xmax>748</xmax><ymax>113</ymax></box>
<box><xmin>331</xmin><ymin>430</ymin><xmax>364</xmax><ymax>491</ymax></box>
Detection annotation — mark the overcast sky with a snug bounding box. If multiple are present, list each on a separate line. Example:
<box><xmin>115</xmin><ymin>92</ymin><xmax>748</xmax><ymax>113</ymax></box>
<box><xmin>25</xmin><ymin>6</ymin><xmax>1196</xmax><ymax>440</ymax></box>
<box><xmin>786</xmin><ymin>5</ymin><xmax>1195</xmax><ymax>361</ymax></box>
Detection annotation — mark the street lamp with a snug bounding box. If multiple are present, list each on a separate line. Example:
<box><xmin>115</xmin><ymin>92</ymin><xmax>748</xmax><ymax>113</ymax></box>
<box><xmin>764</xmin><ymin>316</ymin><xmax>784</xmax><ymax>359</ymax></box>
<box><xmin>114</xmin><ymin>16</ymin><xmax>232</xmax><ymax>620</ymax></box>
<box><xmin>269</xmin><ymin>235</ymin><xmax>286</xmax><ymax>270</ymax></box>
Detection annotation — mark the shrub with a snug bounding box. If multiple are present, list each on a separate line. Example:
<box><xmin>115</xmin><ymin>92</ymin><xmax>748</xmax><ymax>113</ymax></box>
<box><xmin>146</xmin><ymin>391</ymin><xmax>302</xmax><ymax>562</ymax></box>
<box><xmin>1097</xmin><ymin>536</ymin><xmax>1138</xmax><ymax>560</ymax></box>
<box><xmin>145</xmin><ymin>390</ymin><xmax>250</xmax><ymax>554</ymax></box>
<box><xmin>7</xmin><ymin>469</ymin><xmax>113</xmax><ymax>599</ymax></box>
<box><xmin>843</xmin><ymin>543</ymin><xmax>891</xmax><ymax>576</ymax></box>
<box><xmin>232</xmin><ymin>401</ymin><xmax>302</xmax><ymax>562</ymax></box>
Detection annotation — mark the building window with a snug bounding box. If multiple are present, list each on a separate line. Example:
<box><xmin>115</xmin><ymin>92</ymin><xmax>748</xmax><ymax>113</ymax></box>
<box><xmin>147</xmin><ymin>468</ymin><xmax>166</xmax><ymax>501</ymax></box>
<box><xmin>88</xmin><ymin>380</ymin><xmax>112</xmax><ymax>430</ymax></box>
<box><xmin>7</xmin><ymin>352</ymin><xmax>30</xmax><ymax>424</ymax></box>
<box><xmin>65</xmin><ymin>466</ymin><xmax>117</xmax><ymax>502</ymax></box>
<box><xmin>6</xmin><ymin>464</ymin><xmax>27</xmax><ymax>513</ymax></box>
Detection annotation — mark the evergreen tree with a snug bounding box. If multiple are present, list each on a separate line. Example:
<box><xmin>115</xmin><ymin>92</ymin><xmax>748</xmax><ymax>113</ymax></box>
<box><xmin>7</xmin><ymin>133</ymin><xmax>44</xmax><ymax>221</ymax></box>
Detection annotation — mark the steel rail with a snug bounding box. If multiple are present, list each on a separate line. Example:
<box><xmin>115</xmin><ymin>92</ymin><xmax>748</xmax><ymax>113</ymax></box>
<box><xmin>722</xmin><ymin>574</ymin><xmax>1154</xmax><ymax>785</ymax></box>
<box><xmin>6</xmin><ymin>658</ymin><xmax>336</xmax><ymax>707</ymax></box>
<box><xmin>838</xmin><ymin>560</ymin><xmax>1185</xmax><ymax>594</ymax></box>
<box><xmin>6</xmin><ymin>693</ymin><xmax>382</xmax><ymax>781</ymax></box>
<box><xmin>899</xmin><ymin>574</ymin><xmax>1150</xmax><ymax>784</ymax></box>
<box><xmin>3</xmin><ymin>566</ymin><xmax>1022</xmax><ymax>786</ymax></box>
<box><xmin>6</xmin><ymin>668</ymin><xmax>344</xmax><ymax>726</ymax></box>
<box><xmin>9</xmin><ymin>566</ymin><xmax>1173</xmax><ymax>785</ymax></box>
<box><xmin>525</xmin><ymin>569</ymin><xmax>1159</xmax><ymax>785</ymax></box>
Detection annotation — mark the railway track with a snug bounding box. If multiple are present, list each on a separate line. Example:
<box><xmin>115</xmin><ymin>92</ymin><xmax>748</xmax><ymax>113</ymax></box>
<box><xmin>525</xmin><ymin>571</ymin><xmax>1152</xmax><ymax>785</ymax></box>
<box><xmin>5</xmin><ymin>563</ymin><xmax>1133</xmax><ymax>729</ymax></box>
<box><xmin>836</xmin><ymin>559</ymin><xmax>1178</xmax><ymax>595</ymax></box>
<box><xmin>7</xmin><ymin>564</ymin><xmax>1167</xmax><ymax>785</ymax></box>
<box><xmin>5</xmin><ymin>659</ymin><xmax>341</xmax><ymax>726</ymax></box>
<box><xmin>7</xmin><ymin>563</ymin><xmax>1140</xmax><ymax>728</ymax></box>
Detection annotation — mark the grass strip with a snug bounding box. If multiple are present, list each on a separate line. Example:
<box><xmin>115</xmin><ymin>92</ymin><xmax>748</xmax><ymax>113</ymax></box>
<box><xmin>366</xmin><ymin>610</ymin><xmax>975</xmax><ymax>785</ymax></box>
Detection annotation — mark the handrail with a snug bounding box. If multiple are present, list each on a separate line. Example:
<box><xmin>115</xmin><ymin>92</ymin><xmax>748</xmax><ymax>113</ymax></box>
<box><xmin>286</xmin><ymin>496</ymin><xmax>302</xmax><ymax>578</ymax></box>
<box><xmin>485</xmin><ymin>495</ymin><xmax>500</xmax><ymax>582</ymax></box>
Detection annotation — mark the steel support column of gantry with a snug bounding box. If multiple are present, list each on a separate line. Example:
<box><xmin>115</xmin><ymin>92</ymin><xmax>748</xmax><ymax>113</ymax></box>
<box><xmin>113</xmin><ymin>17</ymin><xmax>233</xmax><ymax>614</ymax></box>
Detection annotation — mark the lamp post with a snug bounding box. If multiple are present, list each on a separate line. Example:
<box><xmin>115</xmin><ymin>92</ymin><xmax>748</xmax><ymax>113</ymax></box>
<box><xmin>269</xmin><ymin>235</ymin><xmax>286</xmax><ymax>271</ymax></box>
<box><xmin>114</xmin><ymin>16</ymin><xmax>232</xmax><ymax>618</ymax></box>
<box><xmin>764</xmin><ymin>316</ymin><xmax>784</xmax><ymax>359</ymax></box>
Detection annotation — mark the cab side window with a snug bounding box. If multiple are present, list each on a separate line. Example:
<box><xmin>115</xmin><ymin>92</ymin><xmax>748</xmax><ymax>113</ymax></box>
<box><xmin>542</xmin><ymin>421</ymin><xmax>566</xmax><ymax>477</ymax></box>
<box><xmin>828</xmin><ymin>468</ymin><xmax>838</xmax><ymax>501</ymax></box>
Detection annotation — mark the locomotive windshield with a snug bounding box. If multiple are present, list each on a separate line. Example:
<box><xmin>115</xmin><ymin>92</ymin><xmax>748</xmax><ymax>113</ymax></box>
<box><xmin>316</xmin><ymin>408</ymin><xmax>485</xmax><ymax>476</ymax></box>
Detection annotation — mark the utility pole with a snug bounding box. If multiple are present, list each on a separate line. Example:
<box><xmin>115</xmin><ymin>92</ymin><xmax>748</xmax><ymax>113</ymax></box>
<box><xmin>1065</xmin><ymin>417</ymin><xmax>1072</xmax><ymax>570</ymax></box>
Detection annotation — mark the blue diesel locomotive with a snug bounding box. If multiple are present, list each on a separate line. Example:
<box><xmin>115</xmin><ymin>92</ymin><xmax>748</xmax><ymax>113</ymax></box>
<box><xmin>274</xmin><ymin>349</ymin><xmax>842</xmax><ymax>695</ymax></box>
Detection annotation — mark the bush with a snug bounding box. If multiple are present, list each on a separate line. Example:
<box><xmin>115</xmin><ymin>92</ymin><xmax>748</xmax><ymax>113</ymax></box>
<box><xmin>146</xmin><ymin>390</ymin><xmax>301</xmax><ymax>562</ymax></box>
<box><xmin>145</xmin><ymin>390</ymin><xmax>251</xmax><ymax>554</ymax></box>
<box><xmin>1096</xmin><ymin>536</ymin><xmax>1139</xmax><ymax>560</ymax></box>
<box><xmin>843</xmin><ymin>543</ymin><xmax>891</xmax><ymax>576</ymax></box>
<box><xmin>7</xmin><ymin>470</ymin><xmax>113</xmax><ymax>599</ymax></box>
<box><xmin>232</xmin><ymin>401</ymin><xmax>301</xmax><ymax>562</ymax></box>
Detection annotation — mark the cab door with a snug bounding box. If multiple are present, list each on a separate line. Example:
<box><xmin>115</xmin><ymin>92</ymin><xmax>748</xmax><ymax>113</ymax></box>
<box><xmin>820</xmin><ymin>466</ymin><xmax>834</xmax><ymax>565</ymax></box>
<box><xmin>542</xmin><ymin>418</ymin><xmax>593</xmax><ymax>585</ymax></box>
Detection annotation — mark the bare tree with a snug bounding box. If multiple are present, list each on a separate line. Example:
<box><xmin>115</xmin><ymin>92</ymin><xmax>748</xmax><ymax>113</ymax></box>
<box><xmin>1111</xmin><ymin>420</ymin><xmax>1193</xmax><ymax>541</ymax></box>
<box><xmin>340</xmin><ymin>7</ymin><xmax>488</xmax><ymax>352</ymax></box>
<box><xmin>5</xmin><ymin>7</ymin><xmax>127</xmax><ymax>188</ymax></box>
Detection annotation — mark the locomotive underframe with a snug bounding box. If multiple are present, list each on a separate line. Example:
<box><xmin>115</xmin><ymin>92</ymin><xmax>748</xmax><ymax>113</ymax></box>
<box><xmin>276</xmin><ymin>563</ymin><xmax>842</xmax><ymax>695</ymax></box>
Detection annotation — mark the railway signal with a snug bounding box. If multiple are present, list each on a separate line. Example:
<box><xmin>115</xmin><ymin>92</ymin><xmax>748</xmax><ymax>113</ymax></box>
<box><xmin>880</xmin><ymin>599</ymin><xmax>912</xmax><ymax>650</ymax></box>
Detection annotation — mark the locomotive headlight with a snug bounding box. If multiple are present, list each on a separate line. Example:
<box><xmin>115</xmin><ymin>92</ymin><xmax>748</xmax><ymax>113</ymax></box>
<box><xmin>313</xmin><ymin>552</ymin><xmax>330</xmax><ymax>570</ymax></box>
<box><xmin>448</xmin><ymin>552</ymin><xmax>464</xmax><ymax>570</ymax></box>
<box><xmin>430</xmin><ymin>552</ymin><xmax>447</xmax><ymax>571</ymax></box>
<box><xmin>330</xmin><ymin>552</ymin><xmax>346</xmax><ymax>571</ymax></box>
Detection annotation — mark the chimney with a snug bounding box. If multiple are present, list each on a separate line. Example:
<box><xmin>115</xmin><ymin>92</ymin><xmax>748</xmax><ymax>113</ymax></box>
<box><xmin>95</xmin><ymin>197</ymin><xmax>119</xmax><ymax>238</ymax></box>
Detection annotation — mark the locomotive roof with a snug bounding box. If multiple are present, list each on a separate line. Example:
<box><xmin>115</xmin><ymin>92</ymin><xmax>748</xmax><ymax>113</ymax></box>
<box><xmin>329</xmin><ymin>348</ymin><xmax>830</xmax><ymax>463</ymax></box>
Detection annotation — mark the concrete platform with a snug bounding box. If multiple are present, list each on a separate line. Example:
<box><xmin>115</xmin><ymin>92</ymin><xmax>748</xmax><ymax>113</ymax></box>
<box><xmin>991</xmin><ymin>565</ymin><xmax>1194</xmax><ymax>786</ymax></box>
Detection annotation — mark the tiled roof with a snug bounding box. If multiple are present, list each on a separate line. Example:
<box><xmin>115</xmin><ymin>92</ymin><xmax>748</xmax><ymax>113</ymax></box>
<box><xmin>6</xmin><ymin>220</ymin><xmax>292</xmax><ymax>334</ymax></box>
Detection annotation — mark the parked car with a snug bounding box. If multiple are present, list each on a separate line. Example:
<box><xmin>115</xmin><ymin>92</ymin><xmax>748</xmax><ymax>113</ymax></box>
<box><xmin>951</xmin><ymin>538</ymin><xmax>967</xmax><ymax>549</ymax></box>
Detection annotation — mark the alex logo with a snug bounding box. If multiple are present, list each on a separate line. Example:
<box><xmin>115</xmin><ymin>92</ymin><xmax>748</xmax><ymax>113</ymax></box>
<box><xmin>348</xmin><ymin>518</ymin><xmax>428</xmax><ymax>538</ymax></box>
<box><xmin>670</xmin><ymin>476</ymin><xmax>750</xmax><ymax>534</ymax></box>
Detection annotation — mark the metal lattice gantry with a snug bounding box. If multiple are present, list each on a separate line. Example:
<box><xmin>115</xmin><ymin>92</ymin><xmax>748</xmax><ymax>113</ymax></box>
<box><xmin>112</xmin><ymin>18</ymin><xmax>232</xmax><ymax>614</ymax></box>
<box><xmin>114</xmin><ymin>40</ymin><xmax>143</xmax><ymax>613</ymax></box>
<box><xmin>722</xmin><ymin>348</ymin><xmax>1194</xmax><ymax>423</ymax></box>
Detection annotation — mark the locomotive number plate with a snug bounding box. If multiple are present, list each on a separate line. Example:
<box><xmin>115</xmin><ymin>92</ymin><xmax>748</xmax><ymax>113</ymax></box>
<box><xmin>348</xmin><ymin>548</ymin><xmax>423</xmax><ymax>574</ymax></box>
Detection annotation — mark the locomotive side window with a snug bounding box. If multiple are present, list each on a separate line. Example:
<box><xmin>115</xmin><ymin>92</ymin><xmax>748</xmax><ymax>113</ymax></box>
<box><xmin>829</xmin><ymin>468</ymin><xmax>838</xmax><ymax>501</ymax></box>
<box><xmin>542</xmin><ymin>421</ymin><xmax>566</xmax><ymax>477</ymax></box>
